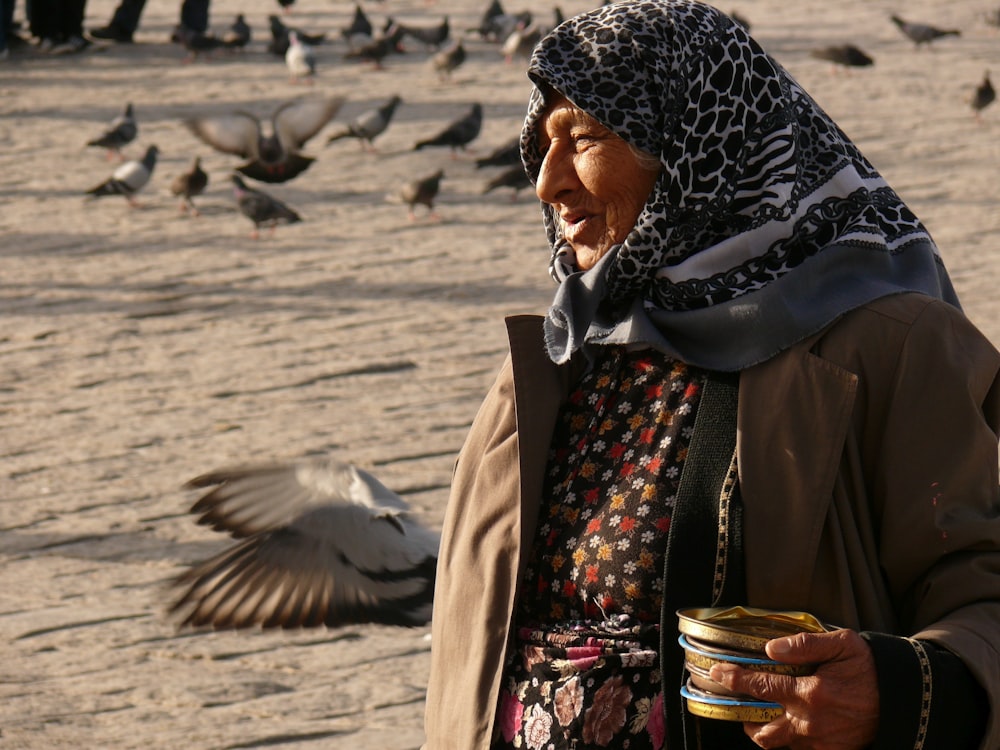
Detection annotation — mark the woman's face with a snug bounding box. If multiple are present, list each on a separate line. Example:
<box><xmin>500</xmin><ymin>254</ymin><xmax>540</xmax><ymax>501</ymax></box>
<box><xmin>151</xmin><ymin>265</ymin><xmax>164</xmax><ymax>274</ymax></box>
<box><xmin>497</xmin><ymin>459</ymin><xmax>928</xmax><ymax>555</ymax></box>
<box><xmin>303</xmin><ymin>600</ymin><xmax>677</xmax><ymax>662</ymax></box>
<box><xmin>535</xmin><ymin>94</ymin><xmax>660</xmax><ymax>272</ymax></box>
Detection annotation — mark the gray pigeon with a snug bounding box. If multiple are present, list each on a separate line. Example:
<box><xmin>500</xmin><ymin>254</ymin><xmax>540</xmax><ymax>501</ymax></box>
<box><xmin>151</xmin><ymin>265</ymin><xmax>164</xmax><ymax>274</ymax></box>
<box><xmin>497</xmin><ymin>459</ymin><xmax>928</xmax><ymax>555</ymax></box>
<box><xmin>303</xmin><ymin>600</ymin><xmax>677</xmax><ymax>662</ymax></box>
<box><xmin>483</xmin><ymin>164</ymin><xmax>531</xmax><ymax>200</ymax></box>
<box><xmin>184</xmin><ymin>96</ymin><xmax>344</xmax><ymax>183</ymax></box>
<box><xmin>890</xmin><ymin>14</ymin><xmax>960</xmax><ymax>46</ymax></box>
<box><xmin>392</xmin><ymin>15</ymin><xmax>449</xmax><ymax>50</ymax></box>
<box><xmin>326</xmin><ymin>95</ymin><xmax>402</xmax><ymax>151</ymax></box>
<box><xmin>231</xmin><ymin>174</ymin><xmax>301</xmax><ymax>238</ymax></box>
<box><xmin>86</xmin><ymin>102</ymin><xmax>138</xmax><ymax>160</ymax></box>
<box><xmin>413</xmin><ymin>103</ymin><xmax>482</xmax><ymax>155</ymax></box>
<box><xmin>400</xmin><ymin>168</ymin><xmax>444</xmax><ymax>220</ymax></box>
<box><xmin>810</xmin><ymin>44</ymin><xmax>874</xmax><ymax>70</ymax></box>
<box><xmin>85</xmin><ymin>144</ymin><xmax>158</xmax><ymax>207</ymax></box>
<box><xmin>170</xmin><ymin>156</ymin><xmax>209</xmax><ymax>215</ymax></box>
<box><xmin>432</xmin><ymin>41</ymin><xmax>466</xmax><ymax>81</ymax></box>
<box><xmin>475</xmin><ymin>136</ymin><xmax>520</xmax><ymax>169</ymax></box>
<box><xmin>223</xmin><ymin>14</ymin><xmax>251</xmax><ymax>50</ymax></box>
<box><xmin>168</xmin><ymin>458</ymin><xmax>439</xmax><ymax>630</ymax></box>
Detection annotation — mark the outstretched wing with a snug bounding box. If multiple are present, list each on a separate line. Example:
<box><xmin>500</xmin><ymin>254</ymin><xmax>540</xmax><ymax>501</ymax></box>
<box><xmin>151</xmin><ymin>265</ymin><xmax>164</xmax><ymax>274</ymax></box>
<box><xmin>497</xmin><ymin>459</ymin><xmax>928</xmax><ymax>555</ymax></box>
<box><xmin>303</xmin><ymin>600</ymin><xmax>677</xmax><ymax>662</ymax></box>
<box><xmin>184</xmin><ymin>112</ymin><xmax>263</xmax><ymax>159</ymax></box>
<box><xmin>272</xmin><ymin>96</ymin><xmax>346</xmax><ymax>152</ymax></box>
<box><xmin>168</xmin><ymin>459</ymin><xmax>439</xmax><ymax>629</ymax></box>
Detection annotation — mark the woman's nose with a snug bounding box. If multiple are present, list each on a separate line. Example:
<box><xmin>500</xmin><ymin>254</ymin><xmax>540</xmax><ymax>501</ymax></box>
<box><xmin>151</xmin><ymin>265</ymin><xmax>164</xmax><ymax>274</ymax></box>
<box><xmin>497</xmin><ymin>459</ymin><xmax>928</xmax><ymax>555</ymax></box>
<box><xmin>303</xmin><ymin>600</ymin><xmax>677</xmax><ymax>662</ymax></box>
<box><xmin>535</xmin><ymin>144</ymin><xmax>577</xmax><ymax>204</ymax></box>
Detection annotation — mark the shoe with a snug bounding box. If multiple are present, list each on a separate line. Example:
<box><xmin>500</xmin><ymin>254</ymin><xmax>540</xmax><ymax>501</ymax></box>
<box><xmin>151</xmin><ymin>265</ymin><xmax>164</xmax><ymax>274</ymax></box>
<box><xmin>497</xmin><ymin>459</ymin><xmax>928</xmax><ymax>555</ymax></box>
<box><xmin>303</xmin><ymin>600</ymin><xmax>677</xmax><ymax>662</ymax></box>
<box><xmin>88</xmin><ymin>25</ymin><xmax>133</xmax><ymax>43</ymax></box>
<box><xmin>51</xmin><ymin>35</ymin><xmax>91</xmax><ymax>55</ymax></box>
<box><xmin>35</xmin><ymin>37</ymin><xmax>55</xmax><ymax>51</ymax></box>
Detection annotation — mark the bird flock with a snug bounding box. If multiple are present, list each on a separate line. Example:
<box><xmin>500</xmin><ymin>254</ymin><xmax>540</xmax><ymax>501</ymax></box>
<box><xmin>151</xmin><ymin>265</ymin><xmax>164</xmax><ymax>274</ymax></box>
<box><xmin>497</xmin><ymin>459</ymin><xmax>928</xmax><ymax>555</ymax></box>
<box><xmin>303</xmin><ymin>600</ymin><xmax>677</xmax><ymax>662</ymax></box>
<box><xmin>83</xmin><ymin>2</ymin><xmax>992</xmax><ymax>633</ymax></box>
<box><xmin>82</xmin><ymin>0</ymin><xmax>564</xmax><ymax>239</ymax></box>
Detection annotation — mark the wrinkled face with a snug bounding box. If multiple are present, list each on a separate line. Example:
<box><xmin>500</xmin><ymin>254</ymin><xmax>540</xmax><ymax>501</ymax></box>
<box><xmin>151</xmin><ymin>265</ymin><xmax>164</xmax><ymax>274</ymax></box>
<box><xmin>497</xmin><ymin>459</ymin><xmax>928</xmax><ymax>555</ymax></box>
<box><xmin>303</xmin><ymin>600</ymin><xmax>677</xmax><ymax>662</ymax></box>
<box><xmin>535</xmin><ymin>94</ymin><xmax>660</xmax><ymax>272</ymax></box>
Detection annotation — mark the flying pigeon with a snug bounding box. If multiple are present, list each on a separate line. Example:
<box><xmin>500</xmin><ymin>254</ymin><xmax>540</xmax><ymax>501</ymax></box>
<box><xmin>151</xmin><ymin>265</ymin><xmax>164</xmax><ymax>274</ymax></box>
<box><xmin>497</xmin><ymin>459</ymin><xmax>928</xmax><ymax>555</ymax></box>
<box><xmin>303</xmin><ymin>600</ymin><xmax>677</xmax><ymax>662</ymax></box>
<box><xmin>391</xmin><ymin>15</ymin><xmax>449</xmax><ymax>50</ymax></box>
<box><xmin>482</xmin><ymin>164</ymin><xmax>531</xmax><ymax>200</ymax></box>
<box><xmin>890</xmin><ymin>15</ymin><xmax>961</xmax><ymax>46</ymax></box>
<box><xmin>326</xmin><ymin>95</ymin><xmax>402</xmax><ymax>152</ymax></box>
<box><xmin>474</xmin><ymin>135</ymin><xmax>521</xmax><ymax>169</ymax></box>
<box><xmin>432</xmin><ymin>41</ymin><xmax>466</xmax><ymax>81</ymax></box>
<box><xmin>972</xmin><ymin>71</ymin><xmax>996</xmax><ymax>121</ymax></box>
<box><xmin>167</xmin><ymin>458</ymin><xmax>439</xmax><ymax>630</ymax></box>
<box><xmin>268</xmin><ymin>15</ymin><xmax>324</xmax><ymax>56</ymax></box>
<box><xmin>230</xmin><ymin>174</ymin><xmax>302</xmax><ymax>238</ymax></box>
<box><xmin>223</xmin><ymin>14</ymin><xmax>251</xmax><ymax>50</ymax></box>
<box><xmin>341</xmin><ymin>3</ymin><xmax>373</xmax><ymax>47</ymax></box>
<box><xmin>170</xmin><ymin>156</ymin><xmax>209</xmax><ymax>215</ymax></box>
<box><xmin>86</xmin><ymin>102</ymin><xmax>138</xmax><ymax>161</ymax></box>
<box><xmin>85</xmin><ymin>144</ymin><xmax>158</xmax><ymax>207</ymax></box>
<box><xmin>413</xmin><ymin>103</ymin><xmax>482</xmax><ymax>155</ymax></box>
<box><xmin>342</xmin><ymin>24</ymin><xmax>405</xmax><ymax>69</ymax></box>
<box><xmin>810</xmin><ymin>44</ymin><xmax>875</xmax><ymax>70</ymax></box>
<box><xmin>399</xmin><ymin>168</ymin><xmax>444</xmax><ymax>221</ymax></box>
<box><xmin>183</xmin><ymin>96</ymin><xmax>345</xmax><ymax>183</ymax></box>
<box><xmin>285</xmin><ymin>30</ymin><xmax>316</xmax><ymax>83</ymax></box>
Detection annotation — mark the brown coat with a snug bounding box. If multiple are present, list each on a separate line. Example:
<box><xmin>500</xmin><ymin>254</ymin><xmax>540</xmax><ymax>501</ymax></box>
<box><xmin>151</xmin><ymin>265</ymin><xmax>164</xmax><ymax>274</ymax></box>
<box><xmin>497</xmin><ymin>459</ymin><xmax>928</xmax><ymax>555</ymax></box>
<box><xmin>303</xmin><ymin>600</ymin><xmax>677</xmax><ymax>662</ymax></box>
<box><xmin>423</xmin><ymin>293</ymin><xmax>1000</xmax><ymax>749</ymax></box>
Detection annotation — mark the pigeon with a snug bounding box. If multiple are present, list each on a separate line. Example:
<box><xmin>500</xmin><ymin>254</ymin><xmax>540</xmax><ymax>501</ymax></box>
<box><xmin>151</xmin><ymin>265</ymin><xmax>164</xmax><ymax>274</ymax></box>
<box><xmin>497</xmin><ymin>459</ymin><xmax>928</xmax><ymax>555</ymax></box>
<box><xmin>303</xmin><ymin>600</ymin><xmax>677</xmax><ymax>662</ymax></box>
<box><xmin>391</xmin><ymin>15</ymin><xmax>449</xmax><ymax>50</ymax></box>
<box><xmin>326</xmin><ymin>95</ymin><xmax>402</xmax><ymax>151</ymax></box>
<box><xmin>173</xmin><ymin>25</ymin><xmax>223</xmax><ymax>61</ymax></box>
<box><xmin>230</xmin><ymin>174</ymin><xmax>301</xmax><ymax>238</ymax></box>
<box><xmin>399</xmin><ymin>168</ymin><xmax>444</xmax><ymax>220</ymax></box>
<box><xmin>167</xmin><ymin>458</ymin><xmax>439</xmax><ymax>630</ymax></box>
<box><xmin>472</xmin><ymin>0</ymin><xmax>531</xmax><ymax>43</ymax></box>
<box><xmin>86</xmin><ymin>102</ymin><xmax>138</xmax><ymax>161</ymax></box>
<box><xmin>268</xmin><ymin>15</ymin><xmax>324</xmax><ymax>56</ymax></box>
<box><xmin>341</xmin><ymin>3</ymin><xmax>374</xmax><ymax>47</ymax></box>
<box><xmin>482</xmin><ymin>164</ymin><xmax>531</xmax><ymax>200</ymax></box>
<box><xmin>184</xmin><ymin>96</ymin><xmax>345</xmax><ymax>184</ymax></box>
<box><xmin>500</xmin><ymin>21</ymin><xmax>541</xmax><ymax>64</ymax></box>
<box><xmin>170</xmin><ymin>156</ymin><xmax>209</xmax><ymax>215</ymax></box>
<box><xmin>85</xmin><ymin>144</ymin><xmax>158</xmax><ymax>207</ymax></box>
<box><xmin>432</xmin><ymin>41</ymin><xmax>466</xmax><ymax>81</ymax></box>
<box><xmin>971</xmin><ymin>71</ymin><xmax>996</xmax><ymax>120</ymax></box>
<box><xmin>474</xmin><ymin>136</ymin><xmax>521</xmax><ymax>169</ymax></box>
<box><xmin>890</xmin><ymin>15</ymin><xmax>961</xmax><ymax>47</ymax></box>
<box><xmin>810</xmin><ymin>44</ymin><xmax>874</xmax><ymax>70</ymax></box>
<box><xmin>413</xmin><ymin>103</ymin><xmax>483</xmax><ymax>155</ymax></box>
<box><xmin>223</xmin><ymin>14</ymin><xmax>251</xmax><ymax>50</ymax></box>
<box><xmin>342</xmin><ymin>24</ymin><xmax>405</xmax><ymax>69</ymax></box>
<box><xmin>285</xmin><ymin>30</ymin><xmax>316</xmax><ymax>83</ymax></box>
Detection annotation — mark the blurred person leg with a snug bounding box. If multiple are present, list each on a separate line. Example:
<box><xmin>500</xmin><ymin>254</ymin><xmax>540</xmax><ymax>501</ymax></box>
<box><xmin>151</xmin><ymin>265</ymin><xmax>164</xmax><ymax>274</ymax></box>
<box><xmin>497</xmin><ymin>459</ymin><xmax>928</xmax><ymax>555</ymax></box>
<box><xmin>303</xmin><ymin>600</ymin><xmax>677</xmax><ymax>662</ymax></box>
<box><xmin>89</xmin><ymin>0</ymin><xmax>143</xmax><ymax>42</ymax></box>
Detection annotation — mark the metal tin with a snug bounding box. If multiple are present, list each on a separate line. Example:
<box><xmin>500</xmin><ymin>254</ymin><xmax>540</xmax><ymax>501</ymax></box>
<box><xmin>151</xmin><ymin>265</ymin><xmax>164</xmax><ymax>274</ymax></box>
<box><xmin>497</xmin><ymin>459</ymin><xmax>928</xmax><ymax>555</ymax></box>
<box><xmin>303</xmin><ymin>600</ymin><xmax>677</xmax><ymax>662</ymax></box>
<box><xmin>679</xmin><ymin>634</ymin><xmax>815</xmax><ymax>677</ymax></box>
<box><xmin>676</xmin><ymin>606</ymin><xmax>830</xmax><ymax>653</ymax></box>
<box><xmin>681</xmin><ymin>682</ymin><xmax>784</xmax><ymax>723</ymax></box>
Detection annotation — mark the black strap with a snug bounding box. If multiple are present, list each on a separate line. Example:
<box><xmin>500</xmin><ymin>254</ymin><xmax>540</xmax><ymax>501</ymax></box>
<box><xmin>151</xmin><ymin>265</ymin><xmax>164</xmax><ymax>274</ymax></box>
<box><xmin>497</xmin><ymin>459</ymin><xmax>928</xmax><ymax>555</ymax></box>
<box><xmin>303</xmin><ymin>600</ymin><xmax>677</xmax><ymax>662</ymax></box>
<box><xmin>659</xmin><ymin>370</ymin><xmax>739</xmax><ymax>750</ymax></box>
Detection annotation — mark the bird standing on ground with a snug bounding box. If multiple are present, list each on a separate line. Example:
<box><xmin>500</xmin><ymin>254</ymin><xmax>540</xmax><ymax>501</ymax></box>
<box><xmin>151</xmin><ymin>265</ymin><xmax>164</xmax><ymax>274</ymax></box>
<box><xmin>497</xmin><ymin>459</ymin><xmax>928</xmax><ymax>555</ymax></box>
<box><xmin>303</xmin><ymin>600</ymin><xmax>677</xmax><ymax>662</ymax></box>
<box><xmin>223</xmin><ymin>14</ymin><xmax>251</xmax><ymax>50</ymax></box>
<box><xmin>173</xmin><ymin>25</ymin><xmax>223</xmax><ymax>62</ymax></box>
<box><xmin>184</xmin><ymin>96</ymin><xmax>345</xmax><ymax>183</ymax></box>
<box><xmin>400</xmin><ymin>168</ymin><xmax>444</xmax><ymax>221</ymax></box>
<box><xmin>170</xmin><ymin>156</ymin><xmax>209</xmax><ymax>215</ymax></box>
<box><xmin>432</xmin><ymin>41</ymin><xmax>466</xmax><ymax>81</ymax></box>
<box><xmin>500</xmin><ymin>22</ymin><xmax>541</xmax><ymax>65</ymax></box>
<box><xmin>391</xmin><ymin>15</ymin><xmax>449</xmax><ymax>50</ymax></box>
<box><xmin>474</xmin><ymin>136</ymin><xmax>520</xmax><ymax>168</ymax></box>
<box><xmin>972</xmin><ymin>71</ymin><xmax>996</xmax><ymax>121</ymax></box>
<box><xmin>85</xmin><ymin>145</ymin><xmax>159</xmax><ymax>207</ymax></box>
<box><xmin>890</xmin><ymin>14</ymin><xmax>961</xmax><ymax>46</ymax></box>
<box><xmin>325</xmin><ymin>95</ymin><xmax>402</xmax><ymax>151</ymax></box>
<box><xmin>285</xmin><ymin>31</ymin><xmax>316</xmax><ymax>83</ymax></box>
<box><xmin>230</xmin><ymin>175</ymin><xmax>302</xmax><ymax>238</ymax></box>
<box><xmin>341</xmin><ymin>3</ymin><xmax>374</xmax><ymax>48</ymax></box>
<box><xmin>810</xmin><ymin>44</ymin><xmax>874</xmax><ymax>71</ymax></box>
<box><xmin>482</xmin><ymin>164</ymin><xmax>531</xmax><ymax>201</ymax></box>
<box><xmin>167</xmin><ymin>458</ymin><xmax>439</xmax><ymax>630</ymax></box>
<box><xmin>413</xmin><ymin>103</ymin><xmax>483</xmax><ymax>155</ymax></box>
<box><xmin>86</xmin><ymin>102</ymin><xmax>138</xmax><ymax>161</ymax></box>
<box><xmin>342</xmin><ymin>24</ymin><xmax>405</xmax><ymax>69</ymax></box>
<box><xmin>268</xmin><ymin>15</ymin><xmax>324</xmax><ymax>56</ymax></box>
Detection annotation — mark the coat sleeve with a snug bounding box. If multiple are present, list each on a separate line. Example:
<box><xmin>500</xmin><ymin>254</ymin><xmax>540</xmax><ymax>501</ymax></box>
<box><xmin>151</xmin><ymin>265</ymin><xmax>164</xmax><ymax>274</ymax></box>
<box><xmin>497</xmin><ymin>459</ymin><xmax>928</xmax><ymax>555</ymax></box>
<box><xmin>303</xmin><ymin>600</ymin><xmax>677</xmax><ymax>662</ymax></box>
<box><xmin>868</xmin><ymin>298</ymin><xmax>1000</xmax><ymax>749</ymax></box>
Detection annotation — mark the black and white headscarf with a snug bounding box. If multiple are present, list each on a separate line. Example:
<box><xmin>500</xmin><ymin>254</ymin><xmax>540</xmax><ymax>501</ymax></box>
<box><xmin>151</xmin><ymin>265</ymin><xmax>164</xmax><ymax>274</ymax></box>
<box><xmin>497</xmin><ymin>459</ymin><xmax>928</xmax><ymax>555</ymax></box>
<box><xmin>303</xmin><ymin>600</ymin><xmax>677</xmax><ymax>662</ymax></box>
<box><xmin>520</xmin><ymin>0</ymin><xmax>959</xmax><ymax>370</ymax></box>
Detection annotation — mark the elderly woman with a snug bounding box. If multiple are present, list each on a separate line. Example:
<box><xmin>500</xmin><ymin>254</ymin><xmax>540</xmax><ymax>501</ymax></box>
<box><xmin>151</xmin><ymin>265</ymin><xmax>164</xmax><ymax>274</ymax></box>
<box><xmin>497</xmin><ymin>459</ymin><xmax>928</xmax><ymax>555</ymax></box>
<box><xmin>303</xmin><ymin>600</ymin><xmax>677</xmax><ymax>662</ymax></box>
<box><xmin>423</xmin><ymin>1</ymin><xmax>1000</xmax><ymax>749</ymax></box>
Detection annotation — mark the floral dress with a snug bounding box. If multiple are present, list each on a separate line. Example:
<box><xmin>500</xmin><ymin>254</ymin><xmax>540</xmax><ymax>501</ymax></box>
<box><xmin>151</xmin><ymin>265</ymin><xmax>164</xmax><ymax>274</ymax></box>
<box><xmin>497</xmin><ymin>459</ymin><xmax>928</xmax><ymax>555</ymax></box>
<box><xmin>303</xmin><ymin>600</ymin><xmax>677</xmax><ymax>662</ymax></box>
<box><xmin>495</xmin><ymin>347</ymin><xmax>706</xmax><ymax>750</ymax></box>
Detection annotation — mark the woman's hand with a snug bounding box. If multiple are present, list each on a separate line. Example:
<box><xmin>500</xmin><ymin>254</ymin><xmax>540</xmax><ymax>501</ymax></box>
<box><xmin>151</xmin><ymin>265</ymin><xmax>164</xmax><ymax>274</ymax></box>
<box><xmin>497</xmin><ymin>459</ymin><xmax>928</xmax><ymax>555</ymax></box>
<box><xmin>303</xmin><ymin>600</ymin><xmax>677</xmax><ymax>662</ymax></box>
<box><xmin>709</xmin><ymin>628</ymin><xmax>879</xmax><ymax>750</ymax></box>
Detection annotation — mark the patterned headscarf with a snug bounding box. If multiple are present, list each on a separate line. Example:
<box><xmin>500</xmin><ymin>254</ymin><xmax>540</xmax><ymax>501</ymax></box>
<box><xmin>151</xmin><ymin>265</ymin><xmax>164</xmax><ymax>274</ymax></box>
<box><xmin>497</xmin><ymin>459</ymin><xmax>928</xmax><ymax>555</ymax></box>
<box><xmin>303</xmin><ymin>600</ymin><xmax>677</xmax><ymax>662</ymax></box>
<box><xmin>520</xmin><ymin>0</ymin><xmax>959</xmax><ymax>370</ymax></box>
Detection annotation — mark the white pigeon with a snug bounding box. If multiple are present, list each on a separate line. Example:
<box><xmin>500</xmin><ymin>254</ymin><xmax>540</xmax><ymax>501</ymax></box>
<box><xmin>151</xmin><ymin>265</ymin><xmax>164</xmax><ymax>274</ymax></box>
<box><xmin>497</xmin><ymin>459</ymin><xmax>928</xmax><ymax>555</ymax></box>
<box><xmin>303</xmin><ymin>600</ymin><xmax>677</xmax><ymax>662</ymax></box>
<box><xmin>84</xmin><ymin>144</ymin><xmax>158</xmax><ymax>207</ymax></box>
<box><xmin>285</xmin><ymin>30</ymin><xmax>316</xmax><ymax>83</ymax></box>
<box><xmin>168</xmin><ymin>458</ymin><xmax>440</xmax><ymax>630</ymax></box>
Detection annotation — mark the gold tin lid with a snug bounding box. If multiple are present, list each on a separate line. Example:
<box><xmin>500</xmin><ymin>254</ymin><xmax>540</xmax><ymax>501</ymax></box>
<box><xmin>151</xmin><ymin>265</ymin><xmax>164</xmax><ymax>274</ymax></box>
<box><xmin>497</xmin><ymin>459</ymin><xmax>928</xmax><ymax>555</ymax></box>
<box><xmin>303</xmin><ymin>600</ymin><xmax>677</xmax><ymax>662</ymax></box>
<box><xmin>681</xmin><ymin>682</ymin><xmax>784</xmax><ymax>723</ymax></box>
<box><xmin>677</xmin><ymin>606</ymin><xmax>830</xmax><ymax>653</ymax></box>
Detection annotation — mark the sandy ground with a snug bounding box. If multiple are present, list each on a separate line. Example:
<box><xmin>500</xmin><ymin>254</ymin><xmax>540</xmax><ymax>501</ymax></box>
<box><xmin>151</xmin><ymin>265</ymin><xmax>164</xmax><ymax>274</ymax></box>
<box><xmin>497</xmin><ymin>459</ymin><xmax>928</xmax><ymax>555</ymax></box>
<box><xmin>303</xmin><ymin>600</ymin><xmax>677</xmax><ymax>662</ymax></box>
<box><xmin>1</xmin><ymin>0</ymin><xmax>998</xmax><ymax>747</ymax></box>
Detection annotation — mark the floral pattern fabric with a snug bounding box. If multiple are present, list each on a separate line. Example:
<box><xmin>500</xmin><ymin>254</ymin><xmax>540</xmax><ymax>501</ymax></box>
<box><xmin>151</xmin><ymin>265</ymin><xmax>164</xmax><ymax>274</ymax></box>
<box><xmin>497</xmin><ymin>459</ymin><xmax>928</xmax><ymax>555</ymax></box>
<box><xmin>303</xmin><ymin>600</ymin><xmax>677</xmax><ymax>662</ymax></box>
<box><xmin>494</xmin><ymin>347</ymin><xmax>706</xmax><ymax>749</ymax></box>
